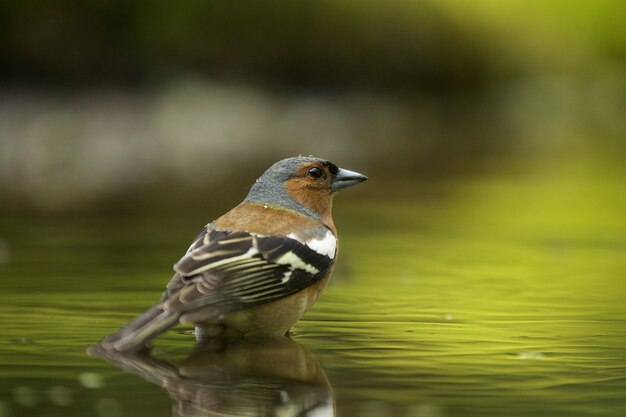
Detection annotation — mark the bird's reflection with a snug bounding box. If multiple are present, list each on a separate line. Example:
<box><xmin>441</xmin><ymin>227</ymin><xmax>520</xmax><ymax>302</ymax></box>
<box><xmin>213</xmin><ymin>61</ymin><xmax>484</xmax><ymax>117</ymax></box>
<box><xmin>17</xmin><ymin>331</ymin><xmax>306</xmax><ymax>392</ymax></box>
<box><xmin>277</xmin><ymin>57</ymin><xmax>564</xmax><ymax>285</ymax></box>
<box><xmin>89</xmin><ymin>336</ymin><xmax>334</xmax><ymax>417</ymax></box>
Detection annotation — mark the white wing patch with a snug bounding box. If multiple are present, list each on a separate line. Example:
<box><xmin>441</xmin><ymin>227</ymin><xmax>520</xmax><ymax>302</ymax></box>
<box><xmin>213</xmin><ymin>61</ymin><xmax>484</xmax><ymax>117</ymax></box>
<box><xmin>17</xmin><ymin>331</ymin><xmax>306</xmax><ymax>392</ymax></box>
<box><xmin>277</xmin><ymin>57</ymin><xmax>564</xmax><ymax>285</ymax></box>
<box><xmin>288</xmin><ymin>230</ymin><xmax>337</xmax><ymax>259</ymax></box>
<box><xmin>275</xmin><ymin>252</ymin><xmax>320</xmax><ymax>275</ymax></box>
<box><xmin>281</xmin><ymin>270</ymin><xmax>293</xmax><ymax>283</ymax></box>
<box><xmin>308</xmin><ymin>231</ymin><xmax>337</xmax><ymax>259</ymax></box>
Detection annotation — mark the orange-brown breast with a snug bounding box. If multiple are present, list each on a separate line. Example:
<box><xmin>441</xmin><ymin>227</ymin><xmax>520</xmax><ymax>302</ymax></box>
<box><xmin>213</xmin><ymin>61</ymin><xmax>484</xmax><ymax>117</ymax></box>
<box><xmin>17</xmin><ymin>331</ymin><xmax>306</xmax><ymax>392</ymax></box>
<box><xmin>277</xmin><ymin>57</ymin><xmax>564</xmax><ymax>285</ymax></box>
<box><xmin>214</xmin><ymin>202</ymin><xmax>337</xmax><ymax>237</ymax></box>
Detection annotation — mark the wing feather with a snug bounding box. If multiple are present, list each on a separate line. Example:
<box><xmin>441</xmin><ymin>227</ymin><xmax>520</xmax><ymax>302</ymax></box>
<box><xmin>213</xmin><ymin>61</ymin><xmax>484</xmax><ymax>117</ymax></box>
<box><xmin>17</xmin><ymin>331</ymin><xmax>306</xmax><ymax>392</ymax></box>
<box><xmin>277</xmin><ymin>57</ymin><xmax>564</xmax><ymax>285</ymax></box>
<box><xmin>164</xmin><ymin>227</ymin><xmax>334</xmax><ymax>315</ymax></box>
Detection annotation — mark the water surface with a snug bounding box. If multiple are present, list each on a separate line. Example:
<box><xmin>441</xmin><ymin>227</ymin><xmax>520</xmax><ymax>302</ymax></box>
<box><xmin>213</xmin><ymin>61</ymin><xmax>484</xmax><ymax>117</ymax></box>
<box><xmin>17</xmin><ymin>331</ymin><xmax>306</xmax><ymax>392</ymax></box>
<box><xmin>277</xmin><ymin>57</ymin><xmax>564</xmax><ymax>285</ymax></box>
<box><xmin>1</xmin><ymin>155</ymin><xmax>625</xmax><ymax>416</ymax></box>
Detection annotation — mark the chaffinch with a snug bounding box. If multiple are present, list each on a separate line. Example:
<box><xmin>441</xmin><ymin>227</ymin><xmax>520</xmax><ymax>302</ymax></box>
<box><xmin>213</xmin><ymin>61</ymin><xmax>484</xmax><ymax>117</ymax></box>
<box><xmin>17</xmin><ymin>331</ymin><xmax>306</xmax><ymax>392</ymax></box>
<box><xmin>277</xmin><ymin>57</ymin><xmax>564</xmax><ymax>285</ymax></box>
<box><xmin>100</xmin><ymin>156</ymin><xmax>367</xmax><ymax>352</ymax></box>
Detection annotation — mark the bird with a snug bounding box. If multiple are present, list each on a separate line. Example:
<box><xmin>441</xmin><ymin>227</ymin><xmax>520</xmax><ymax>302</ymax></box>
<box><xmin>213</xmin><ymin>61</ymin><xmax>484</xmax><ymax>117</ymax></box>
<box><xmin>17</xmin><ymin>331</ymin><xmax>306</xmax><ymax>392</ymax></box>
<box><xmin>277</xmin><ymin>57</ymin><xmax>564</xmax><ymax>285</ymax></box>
<box><xmin>100</xmin><ymin>156</ymin><xmax>367</xmax><ymax>352</ymax></box>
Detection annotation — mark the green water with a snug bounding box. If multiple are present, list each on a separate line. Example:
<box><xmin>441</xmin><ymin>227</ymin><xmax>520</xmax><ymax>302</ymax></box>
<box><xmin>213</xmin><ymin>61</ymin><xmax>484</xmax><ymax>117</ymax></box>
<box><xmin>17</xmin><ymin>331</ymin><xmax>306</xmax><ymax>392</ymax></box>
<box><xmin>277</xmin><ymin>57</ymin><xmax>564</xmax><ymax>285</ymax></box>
<box><xmin>1</xmin><ymin>154</ymin><xmax>625</xmax><ymax>417</ymax></box>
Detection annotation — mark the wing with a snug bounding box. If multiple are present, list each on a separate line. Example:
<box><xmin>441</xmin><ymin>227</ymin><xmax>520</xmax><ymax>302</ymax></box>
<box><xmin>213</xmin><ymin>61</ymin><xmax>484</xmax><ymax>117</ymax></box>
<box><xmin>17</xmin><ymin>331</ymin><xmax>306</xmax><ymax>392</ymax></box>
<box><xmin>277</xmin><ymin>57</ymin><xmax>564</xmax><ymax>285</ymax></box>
<box><xmin>162</xmin><ymin>227</ymin><xmax>335</xmax><ymax>315</ymax></box>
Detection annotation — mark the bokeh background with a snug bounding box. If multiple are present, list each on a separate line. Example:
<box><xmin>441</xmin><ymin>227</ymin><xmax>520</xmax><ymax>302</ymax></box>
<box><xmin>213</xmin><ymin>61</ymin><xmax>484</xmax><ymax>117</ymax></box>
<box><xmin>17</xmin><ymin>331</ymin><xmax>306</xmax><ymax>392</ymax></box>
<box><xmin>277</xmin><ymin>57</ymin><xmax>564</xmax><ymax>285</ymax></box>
<box><xmin>1</xmin><ymin>0</ymin><xmax>623</xmax><ymax>213</ymax></box>
<box><xmin>1</xmin><ymin>2</ymin><xmax>625</xmax><ymax>417</ymax></box>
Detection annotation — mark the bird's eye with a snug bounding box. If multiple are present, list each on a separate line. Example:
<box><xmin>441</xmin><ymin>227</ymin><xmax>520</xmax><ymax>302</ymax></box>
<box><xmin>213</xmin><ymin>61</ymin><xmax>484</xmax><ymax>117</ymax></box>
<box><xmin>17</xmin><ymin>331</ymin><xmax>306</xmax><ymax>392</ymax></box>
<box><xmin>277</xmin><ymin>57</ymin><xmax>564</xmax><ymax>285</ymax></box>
<box><xmin>308</xmin><ymin>167</ymin><xmax>324</xmax><ymax>179</ymax></box>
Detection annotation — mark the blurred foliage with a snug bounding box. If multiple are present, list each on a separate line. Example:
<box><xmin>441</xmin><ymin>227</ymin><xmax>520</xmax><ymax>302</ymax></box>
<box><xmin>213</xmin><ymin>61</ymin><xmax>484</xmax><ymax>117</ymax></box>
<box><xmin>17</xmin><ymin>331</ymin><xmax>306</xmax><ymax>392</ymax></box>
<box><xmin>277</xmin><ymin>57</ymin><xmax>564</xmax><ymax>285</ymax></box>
<box><xmin>0</xmin><ymin>0</ymin><xmax>624</xmax><ymax>90</ymax></box>
<box><xmin>0</xmin><ymin>0</ymin><xmax>624</xmax><ymax>213</ymax></box>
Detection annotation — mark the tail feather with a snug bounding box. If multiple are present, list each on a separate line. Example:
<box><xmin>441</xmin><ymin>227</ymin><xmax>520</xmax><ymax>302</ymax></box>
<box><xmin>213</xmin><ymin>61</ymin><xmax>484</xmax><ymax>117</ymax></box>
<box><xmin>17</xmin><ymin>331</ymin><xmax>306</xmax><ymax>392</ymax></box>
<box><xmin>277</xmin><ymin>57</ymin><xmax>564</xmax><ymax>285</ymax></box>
<box><xmin>100</xmin><ymin>304</ymin><xmax>181</xmax><ymax>353</ymax></box>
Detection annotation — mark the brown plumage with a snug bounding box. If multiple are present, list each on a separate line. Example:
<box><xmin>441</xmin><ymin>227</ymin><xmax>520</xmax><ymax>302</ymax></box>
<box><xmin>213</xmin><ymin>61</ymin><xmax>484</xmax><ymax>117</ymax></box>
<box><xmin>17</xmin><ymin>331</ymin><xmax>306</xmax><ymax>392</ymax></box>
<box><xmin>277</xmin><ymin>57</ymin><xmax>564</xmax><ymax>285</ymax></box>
<box><xmin>99</xmin><ymin>156</ymin><xmax>367</xmax><ymax>352</ymax></box>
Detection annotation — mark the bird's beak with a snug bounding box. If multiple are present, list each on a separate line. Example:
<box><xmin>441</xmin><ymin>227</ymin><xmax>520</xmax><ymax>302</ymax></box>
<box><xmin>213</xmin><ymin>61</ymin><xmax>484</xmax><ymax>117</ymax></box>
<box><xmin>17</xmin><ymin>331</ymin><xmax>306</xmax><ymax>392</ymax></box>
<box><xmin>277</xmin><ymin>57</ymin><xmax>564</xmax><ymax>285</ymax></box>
<box><xmin>331</xmin><ymin>167</ymin><xmax>368</xmax><ymax>190</ymax></box>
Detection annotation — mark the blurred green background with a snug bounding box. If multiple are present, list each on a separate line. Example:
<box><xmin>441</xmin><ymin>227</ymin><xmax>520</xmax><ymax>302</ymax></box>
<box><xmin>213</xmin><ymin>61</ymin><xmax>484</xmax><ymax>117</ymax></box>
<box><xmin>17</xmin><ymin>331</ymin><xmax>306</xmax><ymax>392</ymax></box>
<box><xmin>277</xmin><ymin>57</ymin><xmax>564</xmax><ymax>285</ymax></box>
<box><xmin>0</xmin><ymin>0</ymin><xmax>623</xmax><ymax>213</ymax></box>
<box><xmin>1</xmin><ymin>1</ymin><xmax>625</xmax><ymax>417</ymax></box>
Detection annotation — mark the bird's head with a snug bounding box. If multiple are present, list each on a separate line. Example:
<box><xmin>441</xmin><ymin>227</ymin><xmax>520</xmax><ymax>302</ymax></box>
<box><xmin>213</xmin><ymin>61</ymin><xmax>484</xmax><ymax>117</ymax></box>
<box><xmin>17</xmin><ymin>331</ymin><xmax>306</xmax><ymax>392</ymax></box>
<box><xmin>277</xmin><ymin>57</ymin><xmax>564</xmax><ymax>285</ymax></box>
<box><xmin>246</xmin><ymin>156</ymin><xmax>367</xmax><ymax>221</ymax></box>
